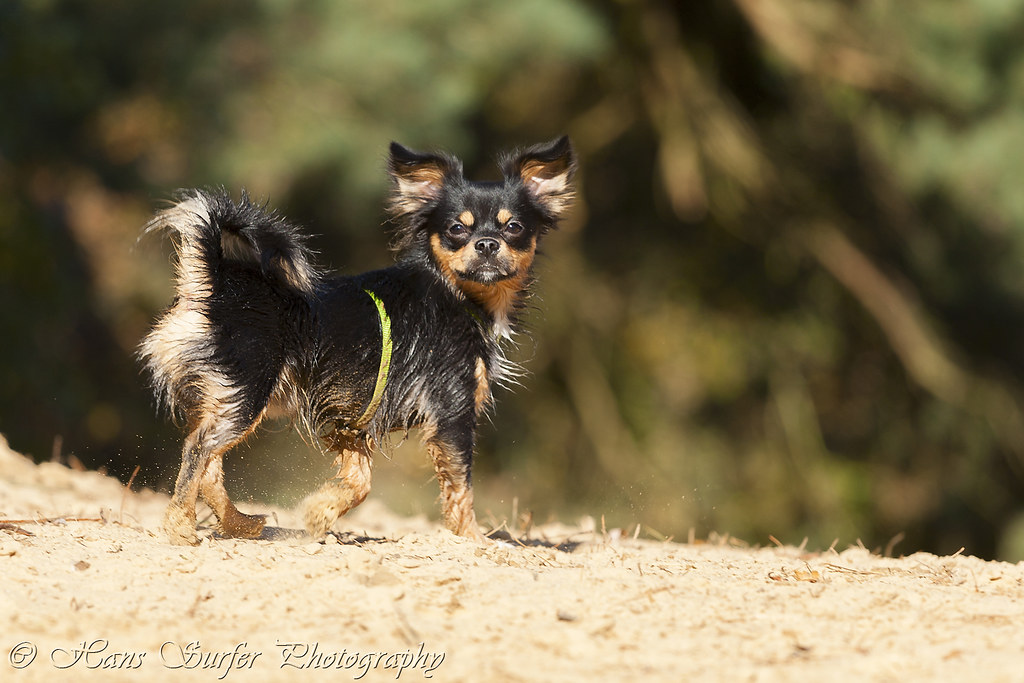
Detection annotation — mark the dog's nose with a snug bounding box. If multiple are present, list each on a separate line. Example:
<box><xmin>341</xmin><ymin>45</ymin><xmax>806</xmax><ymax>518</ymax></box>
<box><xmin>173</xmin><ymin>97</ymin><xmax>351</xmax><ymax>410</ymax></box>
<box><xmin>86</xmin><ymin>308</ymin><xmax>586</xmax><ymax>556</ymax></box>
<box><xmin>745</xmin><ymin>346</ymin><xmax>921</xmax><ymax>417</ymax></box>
<box><xmin>475</xmin><ymin>238</ymin><xmax>500</xmax><ymax>257</ymax></box>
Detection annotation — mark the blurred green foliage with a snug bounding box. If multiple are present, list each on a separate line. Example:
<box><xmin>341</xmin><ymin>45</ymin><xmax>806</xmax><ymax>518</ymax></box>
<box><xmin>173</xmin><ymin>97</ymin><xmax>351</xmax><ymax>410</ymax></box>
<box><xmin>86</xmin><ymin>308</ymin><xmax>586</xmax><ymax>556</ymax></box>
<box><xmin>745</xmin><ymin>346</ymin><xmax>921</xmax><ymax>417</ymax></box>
<box><xmin>5</xmin><ymin>0</ymin><xmax>1024</xmax><ymax>560</ymax></box>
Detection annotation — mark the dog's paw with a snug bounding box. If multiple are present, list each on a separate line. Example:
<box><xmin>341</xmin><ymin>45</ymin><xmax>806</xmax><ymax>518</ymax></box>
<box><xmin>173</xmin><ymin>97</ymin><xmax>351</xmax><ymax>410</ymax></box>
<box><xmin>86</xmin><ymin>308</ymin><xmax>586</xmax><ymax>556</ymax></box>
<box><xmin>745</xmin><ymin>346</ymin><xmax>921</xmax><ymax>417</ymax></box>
<box><xmin>301</xmin><ymin>489</ymin><xmax>342</xmax><ymax>540</ymax></box>
<box><xmin>220</xmin><ymin>509</ymin><xmax>267</xmax><ymax>539</ymax></box>
<box><xmin>455</xmin><ymin>524</ymin><xmax>489</xmax><ymax>543</ymax></box>
<box><xmin>163</xmin><ymin>504</ymin><xmax>200</xmax><ymax>546</ymax></box>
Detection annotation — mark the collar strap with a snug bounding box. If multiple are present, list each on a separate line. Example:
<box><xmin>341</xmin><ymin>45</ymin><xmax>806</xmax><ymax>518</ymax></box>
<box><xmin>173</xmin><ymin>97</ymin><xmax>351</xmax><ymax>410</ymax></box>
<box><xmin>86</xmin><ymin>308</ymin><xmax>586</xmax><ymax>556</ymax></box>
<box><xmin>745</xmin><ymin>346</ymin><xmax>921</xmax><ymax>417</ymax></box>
<box><xmin>349</xmin><ymin>289</ymin><xmax>393</xmax><ymax>432</ymax></box>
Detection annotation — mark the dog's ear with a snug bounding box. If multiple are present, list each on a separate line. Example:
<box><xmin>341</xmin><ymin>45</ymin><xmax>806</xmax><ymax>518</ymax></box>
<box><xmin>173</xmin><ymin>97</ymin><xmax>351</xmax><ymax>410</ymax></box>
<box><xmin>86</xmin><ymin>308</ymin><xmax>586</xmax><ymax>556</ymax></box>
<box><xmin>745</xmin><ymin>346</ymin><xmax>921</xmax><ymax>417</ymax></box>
<box><xmin>387</xmin><ymin>143</ymin><xmax>461</xmax><ymax>217</ymax></box>
<box><xmin>507</xmin><ymin>136</ymin><xmax>577</xmax><ymax>220</ymax></box>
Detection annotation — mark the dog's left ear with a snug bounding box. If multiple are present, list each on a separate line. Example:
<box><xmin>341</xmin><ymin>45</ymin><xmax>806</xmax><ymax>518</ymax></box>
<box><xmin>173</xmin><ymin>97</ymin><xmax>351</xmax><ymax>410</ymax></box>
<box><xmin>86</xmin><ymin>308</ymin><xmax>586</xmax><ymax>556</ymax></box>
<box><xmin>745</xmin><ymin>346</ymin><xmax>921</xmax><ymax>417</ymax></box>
<box><xmin>508</xmin><ymin>136</ymin><xmax>577</xmax><ymax>220</ymax></box>
<box><xmin>387</xmin><ymin>142</ymin><xmax>462</xmax><ymax>218</ymax></box>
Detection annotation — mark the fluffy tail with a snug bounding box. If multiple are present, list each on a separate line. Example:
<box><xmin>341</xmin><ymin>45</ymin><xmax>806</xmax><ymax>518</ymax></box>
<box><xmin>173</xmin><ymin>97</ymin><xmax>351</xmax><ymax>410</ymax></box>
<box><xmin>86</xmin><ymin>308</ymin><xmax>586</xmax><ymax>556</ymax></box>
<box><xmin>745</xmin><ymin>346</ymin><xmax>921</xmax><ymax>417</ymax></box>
<box><xmin>139</xmin><ymin>189</ymin><xmax>319</xmax><ymax>418</ymax></box>
<box><xmin>143</xmin><ymin>188</ymin><xmax>320</xmax><ymax>298</ymax></box>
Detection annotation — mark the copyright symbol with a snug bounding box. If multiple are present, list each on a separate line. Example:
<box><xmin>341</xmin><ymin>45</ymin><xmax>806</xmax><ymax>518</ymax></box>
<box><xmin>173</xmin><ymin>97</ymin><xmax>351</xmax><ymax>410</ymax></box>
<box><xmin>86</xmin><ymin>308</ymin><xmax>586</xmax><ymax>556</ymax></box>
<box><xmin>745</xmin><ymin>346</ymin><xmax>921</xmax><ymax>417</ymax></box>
<box><xmin>9</xmin><ymin>641</ymin><xmax>37</xmax><ymax>669</ymax></box>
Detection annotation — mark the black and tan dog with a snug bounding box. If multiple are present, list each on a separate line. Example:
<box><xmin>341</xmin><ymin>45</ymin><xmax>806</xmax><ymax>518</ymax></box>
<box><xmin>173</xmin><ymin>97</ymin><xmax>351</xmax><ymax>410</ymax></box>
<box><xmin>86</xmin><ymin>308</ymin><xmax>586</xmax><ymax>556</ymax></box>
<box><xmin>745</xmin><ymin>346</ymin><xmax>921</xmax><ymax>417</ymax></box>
<box><xmin>140</xmin><ymin>137</ymin><xmax>576</xmax><ymax>545</ymax></box>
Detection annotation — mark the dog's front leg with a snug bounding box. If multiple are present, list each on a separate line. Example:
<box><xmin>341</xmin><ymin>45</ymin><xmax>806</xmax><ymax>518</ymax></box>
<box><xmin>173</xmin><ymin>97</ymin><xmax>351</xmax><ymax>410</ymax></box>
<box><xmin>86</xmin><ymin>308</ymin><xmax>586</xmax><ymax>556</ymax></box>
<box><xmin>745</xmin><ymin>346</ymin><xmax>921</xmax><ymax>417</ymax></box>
<box><xmin>302</xmin><ymin>443</ymin><xmax>373</xmax><ymax>540</ymax></box>
<box><xmin>425</xmin><ymin>420</ymin><xmax>486</xmax><ymax>542</ymax></box>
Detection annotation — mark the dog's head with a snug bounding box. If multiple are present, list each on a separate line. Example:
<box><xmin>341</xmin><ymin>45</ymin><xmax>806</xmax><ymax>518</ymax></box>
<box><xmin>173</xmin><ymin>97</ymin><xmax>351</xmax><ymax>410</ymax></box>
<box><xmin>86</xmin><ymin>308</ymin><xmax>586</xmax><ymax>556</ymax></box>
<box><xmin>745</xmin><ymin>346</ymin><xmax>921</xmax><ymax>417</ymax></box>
<box><xmin>386</xmin><ymin>137</ymin><xmax>576</xmax><ymax>328</ymax></box>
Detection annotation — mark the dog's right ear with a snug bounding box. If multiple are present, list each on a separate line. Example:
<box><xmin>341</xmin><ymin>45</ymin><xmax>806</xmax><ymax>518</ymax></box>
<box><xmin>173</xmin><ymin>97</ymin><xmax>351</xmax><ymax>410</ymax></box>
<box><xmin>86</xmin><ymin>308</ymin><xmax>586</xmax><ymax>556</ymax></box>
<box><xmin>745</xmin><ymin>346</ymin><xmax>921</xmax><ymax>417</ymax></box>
<box><xmin>387</xmin><ymin>143</ymin><xmax>462</xmax><ymax>217</ymax></box>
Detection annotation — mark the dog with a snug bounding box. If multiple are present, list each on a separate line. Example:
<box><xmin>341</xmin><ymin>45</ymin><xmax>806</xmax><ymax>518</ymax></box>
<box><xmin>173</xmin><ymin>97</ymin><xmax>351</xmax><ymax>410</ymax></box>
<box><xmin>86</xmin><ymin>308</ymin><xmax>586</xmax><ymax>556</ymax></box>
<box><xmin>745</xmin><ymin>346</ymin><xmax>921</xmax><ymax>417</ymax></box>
<box><xmin>139</xmin><ymin>137</ymin><xmax>577</xmax><ymax>545</ymax></box>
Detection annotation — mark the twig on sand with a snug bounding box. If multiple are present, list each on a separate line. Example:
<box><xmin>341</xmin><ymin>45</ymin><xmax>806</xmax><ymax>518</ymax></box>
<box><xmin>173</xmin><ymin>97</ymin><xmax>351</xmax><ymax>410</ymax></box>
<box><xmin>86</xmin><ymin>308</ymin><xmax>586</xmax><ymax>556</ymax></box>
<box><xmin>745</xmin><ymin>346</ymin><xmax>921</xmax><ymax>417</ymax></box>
<box><xmin>0</xmin><ymin>515</ymin><xmax>104</xmax><ymax>525</ymax></box>
<box><xmin>884</xmin><ymin>531</ymin><xmax>906</xmax><ymax>558</ymax></box>
<box><xmin>119</xmin><ymin>465</ymin><xmax>141</xmax><ymax>524</ymax></box>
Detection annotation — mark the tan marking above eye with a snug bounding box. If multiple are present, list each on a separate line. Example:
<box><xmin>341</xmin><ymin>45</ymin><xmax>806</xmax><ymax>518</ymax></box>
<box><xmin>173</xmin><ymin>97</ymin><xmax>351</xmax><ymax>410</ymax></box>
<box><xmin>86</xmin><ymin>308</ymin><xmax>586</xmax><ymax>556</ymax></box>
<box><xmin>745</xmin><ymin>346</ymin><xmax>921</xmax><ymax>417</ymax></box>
<box><xmin>497</xmin><ymin>208</ymin><xmax>513</xmax><ymax>224</ymax></box>
<box><xmin>458</xmin><ymin>210</ymin><xmax>475</xmax><ymax>226</ymax></box>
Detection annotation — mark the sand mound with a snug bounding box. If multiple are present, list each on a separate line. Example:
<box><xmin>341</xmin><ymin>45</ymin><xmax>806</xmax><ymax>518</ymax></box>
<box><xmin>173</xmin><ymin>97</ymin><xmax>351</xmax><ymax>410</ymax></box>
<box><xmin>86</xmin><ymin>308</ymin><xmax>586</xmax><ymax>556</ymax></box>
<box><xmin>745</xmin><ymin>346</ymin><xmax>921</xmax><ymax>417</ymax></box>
<box><xmin>2</xmin><ymin>434</ymin><xmax>1023</xmax><ymax>681</ymax></box>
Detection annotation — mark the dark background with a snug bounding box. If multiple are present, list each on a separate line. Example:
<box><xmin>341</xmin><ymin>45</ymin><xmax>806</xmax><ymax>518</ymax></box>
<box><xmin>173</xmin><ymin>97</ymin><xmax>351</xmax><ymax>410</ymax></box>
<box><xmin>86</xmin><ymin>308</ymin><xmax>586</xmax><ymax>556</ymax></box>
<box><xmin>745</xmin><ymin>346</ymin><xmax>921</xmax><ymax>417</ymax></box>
<box><xmin>5</xmin><ymin>0</ymin><xmax>1024</xmax><ymax>560</ymax></box>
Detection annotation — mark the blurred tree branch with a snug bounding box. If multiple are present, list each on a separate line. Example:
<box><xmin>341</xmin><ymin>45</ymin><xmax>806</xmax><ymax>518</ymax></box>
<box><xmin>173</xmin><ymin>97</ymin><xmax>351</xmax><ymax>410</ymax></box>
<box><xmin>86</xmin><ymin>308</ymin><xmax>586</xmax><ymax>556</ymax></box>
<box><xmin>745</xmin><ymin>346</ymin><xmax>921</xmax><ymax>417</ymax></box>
<box><xmin>634</xmin><ymin>0</ymin><xmax>771</xmax><ymax>222</ymax></box>
<box><xmin>801</xmin><ymin>223</ymin><xmax>967</xmax><ymax>403</ymax></box>
<box><xmin>733</xmin><ymin>0</ymin><xmax>901</xmax><ymax>91</ymax></box>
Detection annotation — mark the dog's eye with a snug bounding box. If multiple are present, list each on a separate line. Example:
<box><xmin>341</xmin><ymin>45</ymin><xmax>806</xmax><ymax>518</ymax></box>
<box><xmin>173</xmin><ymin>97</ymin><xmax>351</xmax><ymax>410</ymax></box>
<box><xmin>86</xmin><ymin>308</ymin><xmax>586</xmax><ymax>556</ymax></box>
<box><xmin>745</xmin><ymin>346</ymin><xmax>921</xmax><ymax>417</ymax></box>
<box><xmin>504</xmin><ymin>221</ymin><xmax>524</xmax><ymax>236</ymax></box>
<box><xmin>447</xmin><ymin>223</ymin><xmax>468</xmax><ymax>238</ymax></box>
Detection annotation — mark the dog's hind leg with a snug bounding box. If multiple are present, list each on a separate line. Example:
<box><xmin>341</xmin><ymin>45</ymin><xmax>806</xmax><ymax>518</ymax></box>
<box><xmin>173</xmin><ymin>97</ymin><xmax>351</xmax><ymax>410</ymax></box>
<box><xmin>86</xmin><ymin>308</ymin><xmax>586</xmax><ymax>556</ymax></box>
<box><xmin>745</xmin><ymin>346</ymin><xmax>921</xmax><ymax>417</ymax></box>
<box><xmin>302</xmin><ymin>442</ymin><xmax>373</xmax><ymax>540</ymax></box>
<box><xmin>164</xmin><ymin>396</ymin><xmax>268</xmax><ymax>545</ymax></box>
<box><xmin>164</xmin><ymin>427</ymin><xmax>215</xmax><ymax>546</ymax></box>
<box><xmin>199</xmin><ymin>452</ymin><xmax>267</xmax><ymax>539</ymax></box>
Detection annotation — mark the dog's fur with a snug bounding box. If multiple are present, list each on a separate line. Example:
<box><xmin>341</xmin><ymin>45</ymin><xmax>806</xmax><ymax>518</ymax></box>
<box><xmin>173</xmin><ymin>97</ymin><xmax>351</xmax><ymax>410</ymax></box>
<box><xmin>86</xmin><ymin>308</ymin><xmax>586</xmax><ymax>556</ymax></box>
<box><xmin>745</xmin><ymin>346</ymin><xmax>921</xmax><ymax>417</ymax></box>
<box><xmin>140</xmin><ymin>137</ymin><xmax>577</xmax><ymax>545</ymax></box>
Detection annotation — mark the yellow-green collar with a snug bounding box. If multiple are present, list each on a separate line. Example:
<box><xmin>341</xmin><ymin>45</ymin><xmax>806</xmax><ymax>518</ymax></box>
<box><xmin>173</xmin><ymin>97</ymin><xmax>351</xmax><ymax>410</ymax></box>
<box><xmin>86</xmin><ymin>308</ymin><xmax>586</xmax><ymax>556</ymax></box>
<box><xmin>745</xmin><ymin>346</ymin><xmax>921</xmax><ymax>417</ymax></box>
<box><xmin>350</xmin><ymin>289</ymin><xmax>392</xmax><ymax>431</ymax></box>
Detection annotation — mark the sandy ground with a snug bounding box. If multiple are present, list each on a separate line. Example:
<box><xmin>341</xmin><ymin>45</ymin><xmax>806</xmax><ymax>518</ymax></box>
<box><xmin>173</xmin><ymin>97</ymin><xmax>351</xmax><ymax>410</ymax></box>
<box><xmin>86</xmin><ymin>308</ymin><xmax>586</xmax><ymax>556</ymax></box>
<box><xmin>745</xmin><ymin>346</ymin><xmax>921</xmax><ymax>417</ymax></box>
<box><xmin>2</xmin><ymin>434</ymin><xmax>1024</xmax><ymax>682</ymax></box>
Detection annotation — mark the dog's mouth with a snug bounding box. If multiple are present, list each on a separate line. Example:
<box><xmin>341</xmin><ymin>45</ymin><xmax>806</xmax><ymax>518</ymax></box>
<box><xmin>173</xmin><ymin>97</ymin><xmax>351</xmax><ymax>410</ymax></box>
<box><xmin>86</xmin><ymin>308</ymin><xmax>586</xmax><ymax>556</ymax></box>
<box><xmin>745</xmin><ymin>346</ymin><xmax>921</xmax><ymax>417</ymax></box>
<box><xmin>456</xmin><ymin>262</ymin><xmax>514</xmax><ymax>284</ymax></box>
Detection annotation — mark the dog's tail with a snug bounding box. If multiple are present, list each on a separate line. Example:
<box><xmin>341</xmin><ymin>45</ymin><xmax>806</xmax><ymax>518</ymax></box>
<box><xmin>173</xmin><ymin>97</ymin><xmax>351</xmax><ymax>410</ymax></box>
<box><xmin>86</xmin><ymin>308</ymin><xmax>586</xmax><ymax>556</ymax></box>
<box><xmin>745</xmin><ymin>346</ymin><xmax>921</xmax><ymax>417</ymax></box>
<box><xmin>143</xmin><ymin>188</ymin><xmax>320</xmax><ymax>299</ymax></box>
<box><xmin>140</xmin><ymin>190</ymin><xmax>320</xmax><ymax>419</ymax></box>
